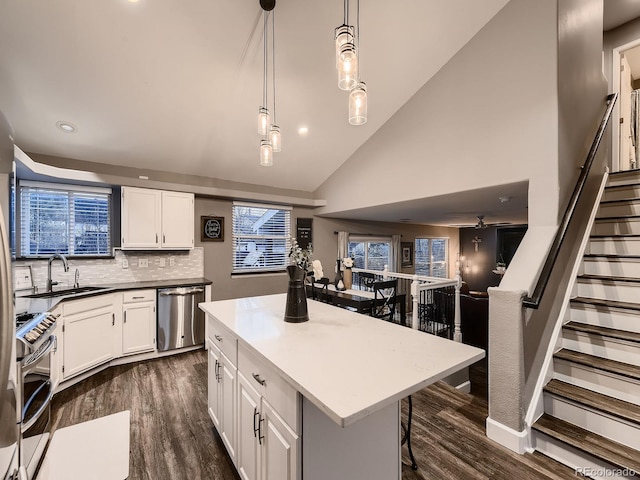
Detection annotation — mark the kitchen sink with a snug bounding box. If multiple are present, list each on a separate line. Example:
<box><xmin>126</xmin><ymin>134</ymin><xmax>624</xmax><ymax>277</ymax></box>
<box><xmin>24</xmin><ymin>286</ymin><xmax>111</xmax><ymax>299</ymax></box>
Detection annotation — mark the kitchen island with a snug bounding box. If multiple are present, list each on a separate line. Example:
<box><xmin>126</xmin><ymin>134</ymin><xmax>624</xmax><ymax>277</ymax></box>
<box><xmin>200</xmin><ymin>293</ymin><xmax>485</xmax><ymax>480</ymax></box>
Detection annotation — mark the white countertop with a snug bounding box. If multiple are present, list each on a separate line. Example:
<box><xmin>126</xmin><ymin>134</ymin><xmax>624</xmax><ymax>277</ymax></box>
<box><xmin>200</xmin><ymin>294</ymin><xmax>484</xmax><ymax>427</ymax></box>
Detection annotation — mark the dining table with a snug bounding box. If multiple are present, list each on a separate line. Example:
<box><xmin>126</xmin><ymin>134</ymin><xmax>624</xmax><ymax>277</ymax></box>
<box><xmin>306</xmin><ymin>282</ymin><xmax>407</xmax><ymax>325</ymax></box>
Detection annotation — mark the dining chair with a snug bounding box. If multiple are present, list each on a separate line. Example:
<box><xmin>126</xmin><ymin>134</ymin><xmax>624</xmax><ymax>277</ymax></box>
<box><xmin>370</xmin><ymin>279</ymin><xmax>397</xmax><ymax>322</ymax></box>
<box><xmin>311</xmin><ymin>277</ymin><xmax>331</xmax><ymax>304</ymax></box>
<box><xmin>357</xmin><ymin>271</ymin><xmax>376</xmax><ymax>291</ymax></box>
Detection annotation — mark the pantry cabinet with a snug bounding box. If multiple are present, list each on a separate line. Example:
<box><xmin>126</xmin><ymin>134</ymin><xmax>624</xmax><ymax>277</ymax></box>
<box><xmin>121</xmin><ymin>186</ymin><xmax>194</xmax><ymax>250</ymax></box>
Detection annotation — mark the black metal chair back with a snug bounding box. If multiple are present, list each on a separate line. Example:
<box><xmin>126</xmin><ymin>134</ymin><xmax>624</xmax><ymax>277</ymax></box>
<box><xmin>311</xmin><ymin>277</ymin><xmax>331</xmax><ymax>304</ymax></box>
<box><xmin>358</xmin><ymin>272</ymin><xmax>376</xmax><ymax>291</ymax></box>
<box><xmin>371</xmin><ymin>279</ymin><xmax>397</xmax><ymax>321</ymax></box>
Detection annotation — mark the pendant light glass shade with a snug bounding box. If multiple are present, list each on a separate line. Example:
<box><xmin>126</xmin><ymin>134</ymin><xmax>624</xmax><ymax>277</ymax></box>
<box><xmin>258</xmin><ymin>107</ymin><xmax>270</xmax><ymax>136</ymax></box>
<box><xmin>349</xmin><ymin>82</ymin><xmax>367</xmax><ymax>125</ymax></box>
<box><xmin>269</xmin><ymin>124</ymin><xmax>281</xmax><ymax>152</ymax></box>
<box><xmin>334</xmin><ymin>25</ymin><xmax>354</xmax><ymax>68</ymax></box>
<box><xmin>338</xmin><ymin>43</ymin><xmax>357</xmax><ymax>91</ymax></box>
<box><xmin>260</xmin><ymin>139</ymin><xmax>273</xmax><ymax>166</ymax></box>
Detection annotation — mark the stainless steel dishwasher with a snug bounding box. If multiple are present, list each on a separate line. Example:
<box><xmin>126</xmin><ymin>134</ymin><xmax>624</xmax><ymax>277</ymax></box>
<box><xmin>157</xmin><ymin>286</ymin><xmax>206</xmax><ymax>351</ymax></box>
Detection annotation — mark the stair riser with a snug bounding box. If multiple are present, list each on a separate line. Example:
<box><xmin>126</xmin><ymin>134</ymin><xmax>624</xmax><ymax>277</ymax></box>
<box><xmin>598</xmin><ymin>202</ymin><xmax>640</xmax><ymax>218</ymax></box>
<box><xmin>588</xmin><ymin>238</ymin><xmax>640</xmax><ymax>255</ymax></box>
<box><xmin>532</xmin><ymin>431</ymin><xmax>638</xmax><ymax>480</ymax></box>
<box><xmin>562</xmin><ymin>331</ymin><xmax>640</xmax><ymax>367</ymax></box>
<box><xmin>570</xmin><ymin>306</ymin><xmax>640</xmax><ymax>334</ymax></box>
<box><xmin>603</xmin><ymin>186</ymin><xmax>640</xmax><ymax>202</ymax></box>
<box><xmin>583</xmin><ymin>257</ymin><xmax>640</xmax><ymax>277</ymax></box>
<box><xmin>543</xmin><ymin>394</ymin><xmax>640</xmax><ymax>450</ymax></box>
<box><xmin>554</xmin><ymin>359</ymin><xmax>640</xmax><ymax>406</ymax></box>
<box><xmin>608</xmin><ymin>173</ymin><xmax>640</xmax><ymax>188</ymax></box>
<box><xmin>592</xmin><ymin>219</ymin><xmax>640</xmax><ymax>235</ymax></box>
<box><xmin>576</xmin><ymin>281</ymin><xmax>640</xmax><ymax>304</ymax></box>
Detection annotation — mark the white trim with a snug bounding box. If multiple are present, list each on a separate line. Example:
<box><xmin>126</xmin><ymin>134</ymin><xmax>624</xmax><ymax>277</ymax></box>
<box><xmin>19</xmin><ymin>179</ymin><xmax>112</xmax><ymax>195</ymax></box>
<box><xmin>612</xmin><ymin>39</ymin><xmax>640</xmax><ymax>173</ymax></box>
<box><xmin>233</xmin><ymin>200</ymin><xmax>292</xmax><ymax>210</ymax></box>
<box><xmin>455</xmin><ymin>380</ymin><xmax>471</xmax><ymax>393</ymax></box>
<box><xmin>486</xmin><ymin>417</ymin><xmax>529</xmax><ymax>454</ymax></box>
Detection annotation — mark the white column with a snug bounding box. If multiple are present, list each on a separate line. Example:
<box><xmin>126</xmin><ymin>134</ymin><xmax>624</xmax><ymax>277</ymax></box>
<box><xmin>453</xmin><ymin>274</ymin><xmax>462</xmax><ymax>342</ymax></box>
<box><xmin>411</xmin><ymin>275</ymin><xmax>419</xmax><ymax>330</ymax></box>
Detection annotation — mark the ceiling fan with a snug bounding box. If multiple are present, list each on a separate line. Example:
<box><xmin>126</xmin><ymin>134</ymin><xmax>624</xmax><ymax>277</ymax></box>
<box><xmin>449</xmin><ymin>215</ymin><xmax>512</xmax><ymax>229</ymax></box>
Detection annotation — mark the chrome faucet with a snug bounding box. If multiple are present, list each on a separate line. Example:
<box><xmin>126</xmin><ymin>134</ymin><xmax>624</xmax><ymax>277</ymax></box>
<box><xmin>47</xmin><ymin>253</ymin><xmax>69</xmax><ymax>292</ymax></box>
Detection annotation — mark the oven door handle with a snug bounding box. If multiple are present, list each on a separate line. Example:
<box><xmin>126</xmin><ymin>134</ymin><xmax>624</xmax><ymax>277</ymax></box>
<box><xmin>20</xmin><ymin>334</ymin><xmax>56</xmax><ymax>376</ymax></box>
<box><xmin>21</xmin><ymin>379</ymin><xmax>53</xmax><ymax>432</ymax></box>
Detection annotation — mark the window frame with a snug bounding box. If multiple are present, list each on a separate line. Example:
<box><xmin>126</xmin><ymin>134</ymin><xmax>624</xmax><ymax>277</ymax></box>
<box><xmin>17</xmin><ymin>180</ymin><xmax>114</xmax><ymax>259</ymax></box>
<box><xmin>414</xmin><ymin>236</ymin><xmax>449</xmax><ymax>278</ymax></box>
<box><xmin>231</xmin><ymin>201</ymin><xmax>292</xmax><ymax>274</ymax></box>
<box><xmin>348</xmin><ymin>235</ymin><xmax>392</xmax><ymax>271</ymax></box>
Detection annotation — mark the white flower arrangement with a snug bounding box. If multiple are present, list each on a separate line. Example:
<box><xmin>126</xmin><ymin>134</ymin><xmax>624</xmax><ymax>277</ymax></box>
<box><xmin>342</xmin><ymin>257</ymin><xmax>354</xmax><ymax>269</ymax></box>
<box><xmin>289</xmin><ymin>239</ymin><xmax>313</xmax><ymax>271</ymax></box>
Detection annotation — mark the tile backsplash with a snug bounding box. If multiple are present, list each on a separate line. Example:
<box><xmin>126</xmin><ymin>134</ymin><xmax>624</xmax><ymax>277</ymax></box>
<box><xmin>15</xmin><ymin>248</ymin><xmax>204</xmax><ymax>292</ymax></box>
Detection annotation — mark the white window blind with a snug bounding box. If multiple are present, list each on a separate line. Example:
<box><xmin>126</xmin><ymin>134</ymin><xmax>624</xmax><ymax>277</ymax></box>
<box><xmin>232</xmin><ymin>202</ymin><xmax>291</xmax><ymax>273</ymax></box>
<box><xmin>19</xmin><ymin>182</ymin><xmax>112</xmax><ymax>257</ymax></box>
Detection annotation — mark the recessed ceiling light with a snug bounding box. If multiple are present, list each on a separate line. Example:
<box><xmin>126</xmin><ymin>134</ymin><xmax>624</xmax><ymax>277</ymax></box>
<box><xmin>298</xmin><ymin>126</ymin><xmax>309</xmax><ymax>136</ymax></box>
<box><xmin>56</xmin><ymin>121</ymin><xmax>77</xmax><ymax>133</ymax></box>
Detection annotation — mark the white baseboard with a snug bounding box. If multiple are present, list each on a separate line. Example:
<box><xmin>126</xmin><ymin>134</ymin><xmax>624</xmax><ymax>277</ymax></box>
<box><xmin>486</xmin><ymin>417</ymin><xmax>529</xmax><ymax>454</ymax></box>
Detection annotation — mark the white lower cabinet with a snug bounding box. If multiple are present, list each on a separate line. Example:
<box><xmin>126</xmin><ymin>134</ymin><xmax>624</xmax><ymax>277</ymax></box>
<box><xmin>207</xmin><ymin>338</ymin><xmax>237</xmax><ymax>462</ymax></box>
<box><xmin>207</xmin><ymin>315</ymin><xmax>300</xmax><ymax>480</ymax></box>
<box><xmin>122</xmin><ymin>290</ymin><xmax>156</xmax><ymax>355</ymax></box>
<box><xmin>61</xmin><ymin>295</ymin><xmax>116</xmax><ymax>380</ymax></box>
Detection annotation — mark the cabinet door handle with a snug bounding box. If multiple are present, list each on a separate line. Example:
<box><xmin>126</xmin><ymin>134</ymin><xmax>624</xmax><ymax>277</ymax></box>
<box><xmin>156</xmin><ymin>233</ymin><xmax>158</xmax><ymax>243</ymax></box>
<box><xmin>252</xmin><ymin>373</ymin><xmax>266</xmax><ymax>386</ymax></box>
<box><xmin>124</xmin><ymin>311</ymin><xmax>127</xmax><ymax>323</ymax></box>
<box><xmin>163</xmin><ymin>233</ymin><xmax>166</xmax><ymax>243</ymax></box>
<box><xmin>253</xmin><ymin>407</ymin><xmax>259</xmax><ymax>439</ymax></box>
<box><xmin>112</xmin><ymin>313</ymin><xmax>115</xmax><ymax>326</ymax></box>
<box><xmin>214</xmin><ymin>360</ymin><xmax>220</xmax><ymax>382</ymax></box>
<box><xmin>214</xmin><ymin>335</ymin><xmax>222</xmax><ymax>342</ymax></box>
<box><xmin>257</xmin><ymin>413</ymin><xmax>264</xmax><ymax>445</ymax></box>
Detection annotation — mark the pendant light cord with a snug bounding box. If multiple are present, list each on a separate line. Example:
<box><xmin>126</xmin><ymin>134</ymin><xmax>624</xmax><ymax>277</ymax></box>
<box><xmin>263</xmin><ymin>11</ymin><xmax>268</xmax><ymax>111</ymax></box>
<box><xmin>356</xmin><ymin>0</ymin><xmax>360</xmax><ymax>82</ymax></box>
<box><xmin>272</xmin><ymin>11</ymin><xmax>276</xmax><ymax>125</ymax></box>
<box><xmin>344</xmin><ymin>0</ymin><xmax>349</xmax><ymax>25</ymax></box>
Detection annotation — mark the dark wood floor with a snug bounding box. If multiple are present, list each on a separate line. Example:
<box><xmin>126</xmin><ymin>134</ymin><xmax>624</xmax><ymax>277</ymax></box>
<box><xmin>50</xmin><ymin>353</ymin><xmax>576</xmax><ymax>480</ymax></box>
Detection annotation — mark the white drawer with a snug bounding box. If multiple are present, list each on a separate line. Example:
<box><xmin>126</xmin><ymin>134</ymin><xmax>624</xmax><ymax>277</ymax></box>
<box><xmin>207</xmin><ymin>316</ymin><xmax>237</xmax><ymax>366</ymax></box>
<box><xmin>238</xmin><ymin>343</ymin><xmax>299</xmax><ymax>433</ymax></box>
<box><xmin>123</xmin><ymin>289</ymin><xmax>156</xmax><ymax>303</ymax></box>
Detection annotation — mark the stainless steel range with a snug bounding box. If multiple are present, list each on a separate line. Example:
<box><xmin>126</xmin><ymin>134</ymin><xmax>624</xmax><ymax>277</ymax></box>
<box><xmin>16</xmin><ymin>311</ymin><xmax>59</xmax><ymax>480</ymax></box>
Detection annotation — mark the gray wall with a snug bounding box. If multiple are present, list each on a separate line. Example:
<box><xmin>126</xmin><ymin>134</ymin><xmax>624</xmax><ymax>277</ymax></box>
<box><xmin>315</xmin><ymin>0</ymin><xmax>560</xmax><ymax>228</ymax></box>
<box><xmin>0</xmin><ymin>111</ymin><xmax>13</xmax><ymax>231</ymax></box>
<box><xmin>195</xmin><ymin>196</ymin><xmax>459</xmax><ymax>301</ymax></box>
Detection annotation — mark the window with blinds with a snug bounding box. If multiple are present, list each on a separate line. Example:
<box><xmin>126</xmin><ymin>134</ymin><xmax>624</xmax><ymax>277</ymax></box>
<box><xmin>232</xmin><ymin>202</ymin><xmax>291</xmax><ymax>273</ymax></box>
<box><xmin>19</xmin><ymin>182</ymin><xmax>112</xmax><ymax>257</ymax></box>
<box><xmin>415</xmin><ymin>237</ymin><xmax>449</xmax><ymax>278</ymax></box>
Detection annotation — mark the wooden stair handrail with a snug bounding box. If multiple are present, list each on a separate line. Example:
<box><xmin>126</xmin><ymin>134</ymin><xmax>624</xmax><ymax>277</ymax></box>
<box><xmin>523</xmin><ymin>93</ymin><xmax>618</xmax><ymax>309</ymax></box>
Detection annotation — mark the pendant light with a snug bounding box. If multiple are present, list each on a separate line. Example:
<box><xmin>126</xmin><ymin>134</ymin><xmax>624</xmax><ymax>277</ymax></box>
<box><xmin>268</xmin><ymin>11</ymin><xmax>281</xmax><ymax>152</ymax></box>
<box><xmin>260</xmin><ymin>139</ymin><xmax>273</xmax><ymax>167</ymax></box>
<box><xmin>258</xmin><ymin>0</ymin><xmax>276</xmax><ymax>166</ymax></box>
<box><xmin>336</xmin><ymin>0</ymin><xmax>356</xmax><ymax>91</ymax></box>
<box><xmin>348</xmin><ymin>0</ymin><xmax>367</xmax><ymax>125</ymax></box>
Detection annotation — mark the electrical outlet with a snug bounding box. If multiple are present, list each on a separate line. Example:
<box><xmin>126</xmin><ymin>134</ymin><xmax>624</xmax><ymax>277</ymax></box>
<box><xmin>138</xmin><ymin>258</ymin><xmax>149</xmax><ymax>268</ymax></box>
<box><xmin>122</xmin><ymin>259</ymin><xmax>129</xmax><ymax>269</ymax></box>
<box><xmin>169</xmin><ymin>257</ymin><xmax>175</xmax><ymax>267</ymax></box>
<box><xmin>159</xmin><ymin>258</ymin><xmax>166</xmax><ymax>268</ymax></box>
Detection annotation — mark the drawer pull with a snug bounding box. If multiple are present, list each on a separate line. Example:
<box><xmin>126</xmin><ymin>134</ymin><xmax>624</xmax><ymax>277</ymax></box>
<box><xmin>252</xmin><ymin>373</ymin><xmax>266</xmax><ymax>386</ymax></box>
<box><xmin>214</xmin><ymin>334</ymin><xmax>223</xmax><ymax>342</ymax></box>
<box><xmin>132</xmin><ymin>296</ymin><xmax>145</xmax><ymax>300</ymax></box>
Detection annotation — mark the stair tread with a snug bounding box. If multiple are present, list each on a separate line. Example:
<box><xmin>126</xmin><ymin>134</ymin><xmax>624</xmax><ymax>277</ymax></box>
<box><xmin>604</xmin><ymin>183</ymin><xmax>640</xmax><ymax>190</ymax></box>
<box><xmin>590</xmin><ymin>233</ymin><xmax>640</xmax><ymax>238</ymax></box>
<box><xmin>595</xmin><ymin>214</ymin><xmax>640</xmax><ymax>220</ymax></box>
<box><xmin>599</xmin><ymin>198</ymin><xmax>640</xmax><ymax>205</ymax></box>
<box><xmin>577</xmin><ymin>274</ymin><xmax>640</xmax><ymax>284</ymax></box>
<box><xmin>571</xmin><ymin>297</ymin><xmax>640</xmax><ymax>311</ymax></box>
<box><xmin>532</xmin><ymin>414</ymin><xmax>640</xmax><ymax>471</ymax></box>
<box><xmin>610</xmin><ymin>168</ymin><xmax>640</xmax><ymax>176</ymax></box>
<box><xmin>583</xmin><ymin>253</ymin><xmax>640</xmax><ymax>259</ymax></box>
<box><xmin>544</xmin><ymin>379</ymin><xmax>640</xmax><ymax>425</ymax></box>
<box><xmin>554</xmin><ymin>349</ymin><xmax>640</xmax><ymax>381</ymax></box>
<box><xmin>564</xmin><ymin>321</ymin><xmax>640</xmax><ymax>344</ymax></box>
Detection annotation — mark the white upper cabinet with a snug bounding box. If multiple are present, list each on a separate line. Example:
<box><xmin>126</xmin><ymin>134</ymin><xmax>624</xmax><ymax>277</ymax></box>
<box><xmin>121</xmin><ymin>186</ymin><xmax>194</xmax><ymax>250</ymax></box>
<box><xmin>161</xmin><ymin>191</ymin><xmax>194</xmax><ymax>249</ymax></box>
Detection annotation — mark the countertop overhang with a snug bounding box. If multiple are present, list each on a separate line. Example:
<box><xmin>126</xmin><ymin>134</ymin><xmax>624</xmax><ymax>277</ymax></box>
<box><xmin>199</xmin><ymin>293</ymin><xmax>485</xmax><ymax>428</ymax></box>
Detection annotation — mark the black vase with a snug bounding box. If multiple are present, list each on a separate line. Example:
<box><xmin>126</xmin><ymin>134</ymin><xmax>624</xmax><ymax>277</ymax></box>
<box><xmin>334</xmin><ymin>259</ymin><xmax>345</xmax><ymax>291</ymax></box>
<box><xmin>284</xmin><ymin>265</ymin><xmax>309</xmax><ymax>323</ymax></box>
